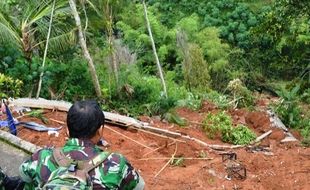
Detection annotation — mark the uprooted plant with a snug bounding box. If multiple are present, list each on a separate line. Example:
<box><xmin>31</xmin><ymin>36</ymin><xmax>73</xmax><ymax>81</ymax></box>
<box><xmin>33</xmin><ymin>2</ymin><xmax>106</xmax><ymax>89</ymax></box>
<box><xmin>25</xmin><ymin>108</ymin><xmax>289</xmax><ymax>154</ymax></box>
<box><xmin>202</xmin><ymin>111</ymin><xmax>256</xmax><ymax>145</ymax></box>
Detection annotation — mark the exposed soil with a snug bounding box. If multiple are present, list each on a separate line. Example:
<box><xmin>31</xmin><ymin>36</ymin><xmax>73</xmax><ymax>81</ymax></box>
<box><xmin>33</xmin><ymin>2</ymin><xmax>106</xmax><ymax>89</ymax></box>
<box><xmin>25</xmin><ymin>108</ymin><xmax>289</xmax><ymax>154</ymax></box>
<box><xmin>2</xmin><ymin>101</ymin><xmax>310</xmax><ymax>190</ymax></box>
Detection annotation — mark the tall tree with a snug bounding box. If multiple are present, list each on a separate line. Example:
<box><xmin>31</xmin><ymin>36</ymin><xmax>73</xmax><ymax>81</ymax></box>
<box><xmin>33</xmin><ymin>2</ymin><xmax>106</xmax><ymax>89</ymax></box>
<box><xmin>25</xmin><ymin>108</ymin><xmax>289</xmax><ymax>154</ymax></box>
<box><xmin>0</xmin><ymin>0</ymin><xmax>75</xmax><ymax>96</ymax></box>
<box><xmin>69</xmin><ymin>0</ymin><xmax>102</xmax><ymax>98</ymax></box>
<box><xmin>0</xmin><ymin>0</ymin><xmax>74</xmax><ymax>65</ymax></box>
<box><xmin>142</xmin><ymin>0</ymin><xmax>167</xmax><ymax>97</ymax></box>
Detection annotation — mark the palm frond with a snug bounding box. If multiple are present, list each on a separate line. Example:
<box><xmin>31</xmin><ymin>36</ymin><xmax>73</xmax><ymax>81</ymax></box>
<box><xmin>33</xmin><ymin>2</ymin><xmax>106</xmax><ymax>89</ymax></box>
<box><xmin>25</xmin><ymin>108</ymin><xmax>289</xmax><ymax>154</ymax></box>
<box><xmin>0</xmin><ymin>11</ymin><xmax>21</xmax><ymax>48</ymax></box>
<box><xmin>33</xmin><ymin>29</ymin><xmax>77</xmax><ymax>53</ymax></box>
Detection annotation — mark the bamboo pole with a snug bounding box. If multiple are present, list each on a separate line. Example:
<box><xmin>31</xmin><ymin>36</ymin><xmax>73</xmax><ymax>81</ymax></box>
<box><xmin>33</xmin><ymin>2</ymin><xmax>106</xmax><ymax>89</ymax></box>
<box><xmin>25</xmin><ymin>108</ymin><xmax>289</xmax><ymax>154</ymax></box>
<box><xmin>142</xmin><ymin>0</ymin><xmax>167</xmax><ymax>98</ymax></box>
<box><xmin>154</xmin><ymin>143</ymin><xmax>177</xmax><ymax>178</ymax></box>
<box><xmin>36</xmin><ymin>0</ymin><xmax>56</xmax><ymax>98</ymax></box>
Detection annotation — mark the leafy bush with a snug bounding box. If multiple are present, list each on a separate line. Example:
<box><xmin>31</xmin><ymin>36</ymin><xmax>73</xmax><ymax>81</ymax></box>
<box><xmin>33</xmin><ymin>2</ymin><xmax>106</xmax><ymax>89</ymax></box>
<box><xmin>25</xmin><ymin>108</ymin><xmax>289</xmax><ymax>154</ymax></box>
<box><xmin>204</xmin><ymin>91</ymin><xmax>231</xmax><ymax>109</ymax></box>
<box><xmin>176</xmin><ymin>93</ymin><xmax>203</xmax><ymax>111</ymax></box>
<box><xmin>0</xmin><ymin>73</ymin><xmax>23</xmax><ymax>98</ymax></box>
<box><xmin>42</xmin><ymin>57</ymin><xmax>95</xmax><ymax>101</ymax></box>
<box><xmin>301</xmin><ymin>88</ymin><xmax>310</xmax><ymax>104</ymax></box>
<box><xmin>301</xmin><ymin>119</ymin><xmax>310</xmax><ymax>147</ymax></box>
<box><xmin>227</xmin><ymin>78</ymin><xmax>255</xmax><ymax>108</ymax></box>
<box><xmin>203</xmin><ymin>111</ymin><xmax>232</xmax><ymax>139</ymax></box>
<box><xmin>100</xmin><ymin>64</ymin><xmax>188</xmax><ymax>117</ymax></box>
<box><xmin>203</xmin><ymin>111</ymin><xmax>256</xmax><ymax>145</ymax></box>
<box><xmin>274</xmin><ymin>85</ymin><xmax>302</xmax><ymax>128</ymax></box>
<box><xmin>226</xmin><ymin>125</ymin><xmax>257</xmax><ymax>145</ymax></box>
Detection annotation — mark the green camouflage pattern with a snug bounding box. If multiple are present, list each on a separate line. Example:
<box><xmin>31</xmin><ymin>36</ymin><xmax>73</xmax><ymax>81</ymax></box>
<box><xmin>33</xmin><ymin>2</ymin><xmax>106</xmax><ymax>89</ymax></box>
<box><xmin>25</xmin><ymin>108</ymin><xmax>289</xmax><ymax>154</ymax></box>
<box><xmin>19</xmin><ymin>138</ymin><xmax>141</xmax><ymax>190</ymax></box>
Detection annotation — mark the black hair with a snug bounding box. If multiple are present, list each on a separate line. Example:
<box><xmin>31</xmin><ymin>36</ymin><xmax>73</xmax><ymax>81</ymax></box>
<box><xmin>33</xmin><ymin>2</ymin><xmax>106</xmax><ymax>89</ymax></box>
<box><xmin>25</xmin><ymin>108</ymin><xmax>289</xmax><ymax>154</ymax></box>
<box><xmin>67</xmin><ymin>100</ymin><xmax>104</xmax><ymax>138</ymax></box>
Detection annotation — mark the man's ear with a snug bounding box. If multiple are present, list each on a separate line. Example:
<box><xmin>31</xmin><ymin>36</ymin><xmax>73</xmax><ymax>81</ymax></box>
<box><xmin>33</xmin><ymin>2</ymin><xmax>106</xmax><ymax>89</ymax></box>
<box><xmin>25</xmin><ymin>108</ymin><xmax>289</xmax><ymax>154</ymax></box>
<box><xmin>65</xmin><ymin>127</ymin><xmax>69</xmax><ymax>137</ymax></box>
<box><xmin>99</xmin><ymin>125</ymin><xmax>104</xmax><ymax>136</ymax></box>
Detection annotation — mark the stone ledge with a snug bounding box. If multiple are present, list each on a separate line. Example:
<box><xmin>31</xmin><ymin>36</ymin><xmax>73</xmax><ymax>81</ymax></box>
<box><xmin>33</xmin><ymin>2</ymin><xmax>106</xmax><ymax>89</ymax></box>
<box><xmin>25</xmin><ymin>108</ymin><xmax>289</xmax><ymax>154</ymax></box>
<box><xmin>0</xmin><ymin>130</ymin><xmax>41</xmax><ymax>154</ymax></box>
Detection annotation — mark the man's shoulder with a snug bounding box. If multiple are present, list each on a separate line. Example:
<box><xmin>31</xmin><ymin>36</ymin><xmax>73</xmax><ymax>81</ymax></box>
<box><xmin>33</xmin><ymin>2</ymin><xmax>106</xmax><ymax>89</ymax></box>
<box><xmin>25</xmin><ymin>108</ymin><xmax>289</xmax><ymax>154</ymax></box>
<box><xmin>106</xmin><ymin>152</ymin><xmax>127</xmax><ymax>163</ymax></box>
<box><xmin>31</xmin><ymin>147</ymin><xmax>54</xmax><ymax>161</ymax></box>
<box><xmin>102</xmin><ymin>152</ymin><xmax>130</xmax><ymax>170</ymax></box>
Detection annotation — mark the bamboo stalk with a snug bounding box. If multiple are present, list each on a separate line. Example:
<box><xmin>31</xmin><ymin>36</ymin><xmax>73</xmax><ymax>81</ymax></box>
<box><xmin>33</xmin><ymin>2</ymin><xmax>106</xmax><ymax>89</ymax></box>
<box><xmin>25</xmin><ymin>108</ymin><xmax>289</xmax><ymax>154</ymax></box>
<box><xmin>154</xmin><ymin>143</ymin><xmax>177</xmax><ymax>178</ymax></box>
<box><xmin>138</xmin><ymin>128</ymin><xmax>186</xmax><ymax>143</ymax></box>
<box><xmin>49</xmin><ymin>118</ymin><xmax>65</xmax><ymax>125</ymax></box>
<box><xmin>142</xmin><ymin>0</ymin><xmax>167</xmax><ymax>98</ymax></box>
<box><xmin>139</xmin><ymin>157</ymin><xmax>213</xmax><ymax>161</ymax></box>
<box><xmin>36</xmin><ymin>0</ymin><xmax>56</xmax><ymax>98</ymax></box>
<box><xmin>142</xmin><ymin>141</ymin><xmax>176</xmax><ymax>157</ymax></box>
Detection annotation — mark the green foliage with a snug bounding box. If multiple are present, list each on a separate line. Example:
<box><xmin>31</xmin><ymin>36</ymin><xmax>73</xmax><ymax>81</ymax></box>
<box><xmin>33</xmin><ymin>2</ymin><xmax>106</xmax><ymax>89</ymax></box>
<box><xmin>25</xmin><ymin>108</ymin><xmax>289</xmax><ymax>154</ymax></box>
<box><xmin>203</xmin><ymin>111</ymin><xmax>232</xmax><ymax>139</ymax></box>
<box><xmin>203</xmin><ymin>111</ymin><xmax>256</xmax><ymax>145</ymax></box>
<box><xmin>227</xmin><ymin>124</ymin><xmax>257</xmax><ymax>145</ymax></box>
<box><xmin>176</xmin><ymin>93</ymin><xmax>202</xmax><ymax>111</ymax></box>
<box><xmin>28</xmin><ymin>109</ymin><xmax>48</xmax><ymax>124</ymax></box>
<box><xmin>99</xmin><ymin>64</ymin><xmax>188</xmax><ymax>117</ymax></box>
<box><xmin>227</xmin><ymin>78</ymin><xmax>255</xmax><ymax>108</ymax></box>
<box><xmin>204</xmin><ymin>91</ymin><xmax>231</xmax><ymax>110</ymax></box>
<box><xmin>196</xmin><ymin>27</ymin><xmax>231</xmax><ymax>90</ymax></box>
<box><xmin>0</xmin><ymin>73</ymin><xmax>22</xmax><ymax>98</ymax></box>
<box><xmin>253</xmin><ymin>0</ymin><xmax>310</xmax><ymax>79</ymax></box>
<box><xmin>274</xmin><ymin>85</ymin><xmax>302</xmax><ymax>128</ymax></box>
<box><xmin>164</xmin><ymin>111</ymin><xmax>187</xmax><ymax>127</ymax></box>
<box><xmin>116</xmin><ymin>4</ymin><xmax>177</xmax><ymax>74</ymax></box>
<box><xmin>301</xmin><ymin>88</ymin><xmax>310</xmax><ymax>104</ymax></box>
<box><xmin>301</xmin><ymin>119</ymin><xmax>310</xmax><ymax>147</ymax></box>
<box><xmin>183</xmin><ymin>43</ymin><xmax>211</xmax><ymax>92</ymax></box>
<box><xmin>170</xmin><ymin>157</ymin><xmax>185</xmax><ymax>167</ymax></box>
<box><xmin>152</xmin><ymin>0</ymin><xmax>259</xmax><ymax>49</ymax></box>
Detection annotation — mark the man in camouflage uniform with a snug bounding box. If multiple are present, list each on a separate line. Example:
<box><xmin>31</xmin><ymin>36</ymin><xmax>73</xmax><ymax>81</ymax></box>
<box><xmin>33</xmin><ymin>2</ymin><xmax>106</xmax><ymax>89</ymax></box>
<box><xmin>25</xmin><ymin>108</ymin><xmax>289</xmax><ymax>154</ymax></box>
<box><xmin>0</xmin><ymin>100</ymin><xmax>144</xmax><ymax>190</ymax></box>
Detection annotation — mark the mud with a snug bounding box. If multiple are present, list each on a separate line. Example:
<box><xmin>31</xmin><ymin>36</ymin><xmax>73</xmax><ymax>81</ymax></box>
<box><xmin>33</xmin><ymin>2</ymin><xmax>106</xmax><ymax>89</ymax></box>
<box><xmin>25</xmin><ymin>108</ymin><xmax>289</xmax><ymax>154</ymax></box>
<box><xmin>2</xmin><ymin>100</ymin><xmax>310</xmax><ymax>190</ymax></box>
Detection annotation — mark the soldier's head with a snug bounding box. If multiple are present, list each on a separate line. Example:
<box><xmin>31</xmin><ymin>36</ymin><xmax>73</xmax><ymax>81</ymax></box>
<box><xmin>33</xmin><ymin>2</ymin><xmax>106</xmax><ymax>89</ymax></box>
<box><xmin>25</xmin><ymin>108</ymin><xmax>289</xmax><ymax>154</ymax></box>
<box><xmin>67</xmin><ymin>100</ymin><xmax>105</xmax><ymax>139</ymax></box>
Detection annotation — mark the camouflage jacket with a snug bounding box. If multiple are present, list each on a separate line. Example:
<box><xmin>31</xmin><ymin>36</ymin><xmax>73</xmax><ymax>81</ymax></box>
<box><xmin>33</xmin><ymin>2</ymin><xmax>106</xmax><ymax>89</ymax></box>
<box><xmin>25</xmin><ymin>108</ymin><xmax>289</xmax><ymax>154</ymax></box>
<box><xmin>19</xmin><ymin>138</ymin><xmax>144</xmax><ymax>190</ymax></box>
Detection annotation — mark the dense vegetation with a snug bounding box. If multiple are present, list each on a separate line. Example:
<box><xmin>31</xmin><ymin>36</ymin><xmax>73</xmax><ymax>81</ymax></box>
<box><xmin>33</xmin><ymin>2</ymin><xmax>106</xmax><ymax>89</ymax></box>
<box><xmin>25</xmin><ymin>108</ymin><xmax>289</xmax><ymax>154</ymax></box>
<box><xmin>0</xmin><ymin>0</ymin><xmax>309</xmax><ymax>142</ymax></box>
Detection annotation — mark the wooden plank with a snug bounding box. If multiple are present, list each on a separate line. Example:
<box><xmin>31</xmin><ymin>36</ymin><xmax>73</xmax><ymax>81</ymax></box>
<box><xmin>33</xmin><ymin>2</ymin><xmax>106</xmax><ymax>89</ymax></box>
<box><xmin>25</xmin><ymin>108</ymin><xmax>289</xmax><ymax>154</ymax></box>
<box><xmin>267</xmin><ymin>110</ymin><xmax>288</xmax><ymax>132</ymax></box>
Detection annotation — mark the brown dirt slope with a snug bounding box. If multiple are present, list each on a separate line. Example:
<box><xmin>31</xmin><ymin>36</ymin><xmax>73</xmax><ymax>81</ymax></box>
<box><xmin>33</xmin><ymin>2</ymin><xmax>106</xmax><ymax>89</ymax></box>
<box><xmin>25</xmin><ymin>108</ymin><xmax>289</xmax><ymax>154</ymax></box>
<box><xmin>2</xmin><ymin>101</ymin><xmax>310</xmax><ymax>190</ymax></box>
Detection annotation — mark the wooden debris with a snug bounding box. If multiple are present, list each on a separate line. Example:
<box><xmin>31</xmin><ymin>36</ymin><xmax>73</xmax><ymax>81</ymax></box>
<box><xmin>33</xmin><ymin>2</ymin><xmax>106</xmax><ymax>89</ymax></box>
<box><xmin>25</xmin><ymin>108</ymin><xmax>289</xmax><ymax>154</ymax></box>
<box><xmin>267</xmin><ymin>110</ymin><xmax>288</xmax><ymax>132</ymax></box>
<box><xmin>142</xmin><ymin>141</ymin><xmax>176</xmax><ymax>157</ymax></box>
<box><xmin>137</xmin><ymin>129</ymin><xmax>186</xmax><ymax>143</ymax></box>
<box><xmin>267</xmin><ymin>110</ymin><xmax>298</xmax><ymax>142</ymax></box>
<box><xmin>154</xmin><ymin>143</ymin><xmax>177</xmax><ymax>178</ymax></box>
<box><xmin>105</xmin><ymin>126</ymin><xmax>154</xmax><ymax>150</ymax></box>
<box><xmin>251</xmin><ymin>130</ymin><xmax>272</xmax><ymax>144</ymax></box>
<box><xmin>49</xmin><ymin>118</ymin><xmax>65</xmax><ymax>125</ymax></box>
<box><xmin>139</xmin><ymin>157</ymin><xmax>213</xmax><ymax>161</ymax></box>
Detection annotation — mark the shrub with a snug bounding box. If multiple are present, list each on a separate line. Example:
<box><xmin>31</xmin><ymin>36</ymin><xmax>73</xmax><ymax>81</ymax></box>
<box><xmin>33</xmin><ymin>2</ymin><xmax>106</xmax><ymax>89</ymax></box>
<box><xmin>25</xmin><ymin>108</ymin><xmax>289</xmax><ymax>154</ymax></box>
<box><xmin>203</xmin><ymin>111</ymin><xmax>256</xmax><ymax>145</ymax></box>
<box><xmin>101</xmin><ymin>64</ymin><xmax>188</xmax><ymax>117</ymax></box>
<box><xmin>204</xmin><ymin>91</ymin><xmax>231</xmax><ymax>109</ymax></box>
<box><xmin>0</xmin><ymin>73</ymin><xmax>23</xmax><ymax>98</ymax></box>
<box><xmin>274</xmin><ymin>85</ymin><xmax>302</xmax><ymax>128</ymax></box>
<box><xmin>227</xmin><ymin>78</ymin><xmax>255</xmax><ymax>108</ymax></box>
<box><xmin>226</xmin><ymin>125</ymin><xmax>257</xmax><ymax>145</ymax></box>
<box><xmin>176</xmin><ymin>93</ymin><xmax>203</xmax><ymax>111</ymax></box>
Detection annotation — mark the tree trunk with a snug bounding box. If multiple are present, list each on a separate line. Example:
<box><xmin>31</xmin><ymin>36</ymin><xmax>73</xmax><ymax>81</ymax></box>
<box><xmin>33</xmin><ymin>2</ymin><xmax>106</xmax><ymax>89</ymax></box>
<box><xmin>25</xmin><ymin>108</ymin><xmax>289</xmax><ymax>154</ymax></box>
<box><xmin>36</xmin><ymin>0</ymin><xmax>56</xmax><ymax>99</ymax></box>
<box><xmin>69</xmin><ymin>0</ymin><xmax>102</xmax><ymax>98</ymax></box>
<box><xmin>142</xmin><ymin>0</ymin><xmax>167</xmax><ymax>98</ymax></box>
<box><xmin>105</xmin><ymin>1</ymin><xmax>119</xmax><ymax>90</ymax></box>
